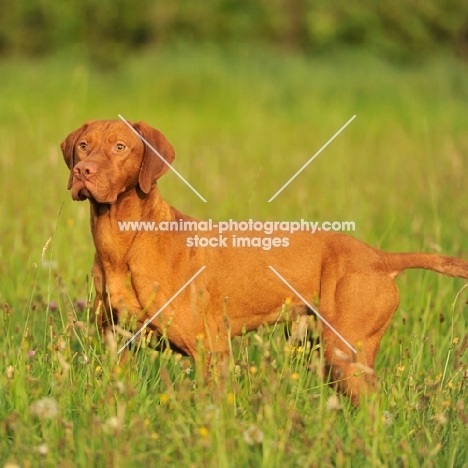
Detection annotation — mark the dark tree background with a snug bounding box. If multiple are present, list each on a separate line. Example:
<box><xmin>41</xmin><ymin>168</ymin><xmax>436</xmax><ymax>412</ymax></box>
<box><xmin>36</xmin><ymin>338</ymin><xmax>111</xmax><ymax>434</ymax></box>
<box><xmin>0</xmin><ymin>0</ymin><xmax>467</xmax><ymax>63</ymax></box>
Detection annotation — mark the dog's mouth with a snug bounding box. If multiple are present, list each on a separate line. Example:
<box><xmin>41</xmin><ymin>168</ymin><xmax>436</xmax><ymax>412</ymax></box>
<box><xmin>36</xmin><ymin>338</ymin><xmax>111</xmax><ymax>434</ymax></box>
<box><xmin>71</xmin><ymin>179</ymin><xmax>88</xmax><ymax>201</ymax></box>
<box><xmin>77</xmin><ymin>187</ymin><xmax>91</xmax><ymax>201</ymax></box>
<box><xmin>71</xmin><ymin>179</ymin><xmax>93</xmax><ymax>201</ymax></box>
<box><xmin>71</xmin><ymin>180</ymin><xmax>116</xmax><ymax>205</ymax></box>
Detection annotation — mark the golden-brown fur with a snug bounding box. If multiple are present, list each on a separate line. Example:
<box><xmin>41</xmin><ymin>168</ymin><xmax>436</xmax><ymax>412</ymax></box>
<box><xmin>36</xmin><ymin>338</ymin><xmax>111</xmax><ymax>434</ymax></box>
<box><xmin>62</xmin><ymin>119</ymin><xmax>468</xmax><ymax>404</ymax></box>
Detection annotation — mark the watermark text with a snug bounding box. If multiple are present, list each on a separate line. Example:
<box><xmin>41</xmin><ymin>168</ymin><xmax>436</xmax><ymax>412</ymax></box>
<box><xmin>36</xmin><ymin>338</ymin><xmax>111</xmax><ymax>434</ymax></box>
<box><xmin>118</xmin><ymin>219</ymin><xmax>355</xmax><ymax>235</ymax></box>
<box><xmin>118</xmin><ymin>219</ymin><xmax>355</xmax><ymax>251</ymax></box>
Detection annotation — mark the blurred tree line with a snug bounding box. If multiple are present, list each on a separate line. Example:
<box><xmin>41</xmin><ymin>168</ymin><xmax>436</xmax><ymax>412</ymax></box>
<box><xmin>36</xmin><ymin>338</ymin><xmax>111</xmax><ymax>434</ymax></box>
<box><xmin>1</xmin><ymin>0</ymin><xmax>467</xmax><ymax>63</ymax></box>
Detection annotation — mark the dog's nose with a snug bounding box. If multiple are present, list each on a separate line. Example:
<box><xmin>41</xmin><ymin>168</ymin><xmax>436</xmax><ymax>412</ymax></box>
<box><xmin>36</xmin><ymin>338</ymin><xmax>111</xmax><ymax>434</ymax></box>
<box><xmin>74</xmin><ymin>161</ymin><xmax>97</xmax><ymax>179</ymax></box>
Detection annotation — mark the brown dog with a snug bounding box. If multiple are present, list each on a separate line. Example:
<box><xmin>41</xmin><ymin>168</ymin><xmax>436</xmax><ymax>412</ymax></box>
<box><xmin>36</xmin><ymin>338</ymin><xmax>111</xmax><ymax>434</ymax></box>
<box><xmin>61</xmin><ymin>119</ymin><xmax>468</xmax><ymax>404</ymax></box>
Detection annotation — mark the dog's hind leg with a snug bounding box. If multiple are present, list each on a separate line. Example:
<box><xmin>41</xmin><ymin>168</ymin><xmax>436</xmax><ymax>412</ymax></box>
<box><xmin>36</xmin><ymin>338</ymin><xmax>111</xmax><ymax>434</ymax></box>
<box><xmin>320</xmin><ymin>274</ymin><xmax>400</xmax><ymax>405</ymax></box>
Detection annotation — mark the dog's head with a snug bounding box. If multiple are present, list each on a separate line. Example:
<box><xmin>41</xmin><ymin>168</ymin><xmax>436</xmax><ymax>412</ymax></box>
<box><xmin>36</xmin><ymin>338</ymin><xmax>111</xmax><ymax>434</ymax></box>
<box><xmin>61</xmin><ymin>120</ymin><xmax>175</xmax><ymax>204</ymax></box>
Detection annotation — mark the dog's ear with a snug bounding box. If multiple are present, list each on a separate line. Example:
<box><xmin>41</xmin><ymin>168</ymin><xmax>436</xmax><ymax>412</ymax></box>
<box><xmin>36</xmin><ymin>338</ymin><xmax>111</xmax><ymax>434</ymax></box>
<box><xmin>131</xmin><ymin>121</ymin><xmax>175</xmax><ymax>194</ymax></box>
<box><xmin>60</xmin><ymin>122</ymin><xmax>92</xmax><ymax>190</ymax></box>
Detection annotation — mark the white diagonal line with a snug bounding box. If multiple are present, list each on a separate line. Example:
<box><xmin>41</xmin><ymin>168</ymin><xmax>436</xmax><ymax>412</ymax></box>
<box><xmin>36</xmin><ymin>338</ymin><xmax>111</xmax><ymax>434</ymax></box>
<box><xmin>268</xmin><ymin>115</ymin><xmax>356</xmax><ymax>202</ymax></box>
<box><xmin>117</xmin><ymin>266</ymin><xmax>206</xmax><ymax>354</ymax></box>
<box><xmin>269</xmin><ymin>266</ymin><xmax>357</xmax><ymax>354</ymax></box>
<box><xmin>118</xmin><ymin>114</ymin><xmax>207</xmax><ymax>202</ymax></box>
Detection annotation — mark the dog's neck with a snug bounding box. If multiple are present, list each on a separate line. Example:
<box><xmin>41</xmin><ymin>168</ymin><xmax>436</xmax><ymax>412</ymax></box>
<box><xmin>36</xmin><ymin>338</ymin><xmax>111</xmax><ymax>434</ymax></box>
<box><xmin>89</xmin><ymin>184</ymin><xmax>172</xmax><ymax>263</ymax></box>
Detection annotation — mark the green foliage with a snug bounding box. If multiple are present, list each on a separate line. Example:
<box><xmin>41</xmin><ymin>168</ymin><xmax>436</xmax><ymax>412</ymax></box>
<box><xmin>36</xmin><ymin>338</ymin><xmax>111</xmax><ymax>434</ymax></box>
<box><xmin>1</xmin><ymin>46</ymin><xmax>468</xmax><ymax>465</ymax></box>
<box><xmin>1</xmin><ymin>0</ymin><xmax>468</xmax><ymax>63</ymax></box>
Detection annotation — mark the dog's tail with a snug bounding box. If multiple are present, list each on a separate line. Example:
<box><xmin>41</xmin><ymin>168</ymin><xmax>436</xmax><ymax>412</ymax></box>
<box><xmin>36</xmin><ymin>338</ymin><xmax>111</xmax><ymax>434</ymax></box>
<box><xmin>384</xmin><ymin>252</ymin><xmax>468</xmax><ymax>279</ymax></box>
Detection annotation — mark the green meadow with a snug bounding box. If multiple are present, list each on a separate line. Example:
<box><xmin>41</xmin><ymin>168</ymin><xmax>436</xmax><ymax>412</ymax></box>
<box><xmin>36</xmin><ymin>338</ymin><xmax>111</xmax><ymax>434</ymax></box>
<box><xmin>1</xmin><ymin>45</ymin><xmax>468</xmax><ymax>466</ymax></box>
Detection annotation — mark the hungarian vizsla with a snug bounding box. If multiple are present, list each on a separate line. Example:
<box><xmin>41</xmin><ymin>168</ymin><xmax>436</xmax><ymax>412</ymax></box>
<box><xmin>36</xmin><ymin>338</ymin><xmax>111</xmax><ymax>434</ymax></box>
<box><xmin>61</xmin><ymin>119</ymin><xmax>468</xmax><ymax>404</ymax></box>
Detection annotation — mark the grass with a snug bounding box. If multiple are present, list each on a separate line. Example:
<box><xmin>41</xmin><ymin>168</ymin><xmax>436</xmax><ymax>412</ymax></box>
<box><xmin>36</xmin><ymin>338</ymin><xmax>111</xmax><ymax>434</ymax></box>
<box><xmin>1</xmin><ymin>44</ymin><xmax>468</xmax><ymax>467</ymax></box>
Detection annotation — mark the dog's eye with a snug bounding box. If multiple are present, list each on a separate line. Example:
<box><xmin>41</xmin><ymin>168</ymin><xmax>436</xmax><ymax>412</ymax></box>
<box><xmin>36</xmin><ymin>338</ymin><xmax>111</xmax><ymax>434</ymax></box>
<box><xmin>78</xmin><ymin>142</ymin><xmax>87</xmax><ymax>151</ymax></box>
<box><xmin>116</xmin><ymin>144</ymin><xmax>126</xmax><ymax>152</ymax></box>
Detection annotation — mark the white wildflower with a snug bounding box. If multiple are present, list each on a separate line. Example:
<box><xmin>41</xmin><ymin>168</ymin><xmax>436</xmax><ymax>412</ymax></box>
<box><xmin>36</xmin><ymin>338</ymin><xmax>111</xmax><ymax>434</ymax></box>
<box><xmin>35</xmin><ymin>444</ymin><xmax>49</xmax><ymax>455</ymax></box>
<box><xmin>326</xmin><ymin>395</ymin><xmax>342</xmax><ymax>411</ymax></box>
<box><xmin>103</xmin><ymin>416</ymin><xmax>122</xmax><ymax>434</ymax></box>
<box><xmin>243</xmin><ymin>425</ymin><xmax>264</xmax><ymax>445</ymax></box>
<box><xmin>30</xmin><ymin>398</ymin><xmax>59</xmax><ymax>420</ymax></box>
<box><xmin>6</xmin><ymin>365</ymin><xmax>14</xmax><ymax>379</ymax></box>
<box><xmin>383</xmin><ymin>411</ymin><xmax>394</xmax><ymax>426</ymax></box>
